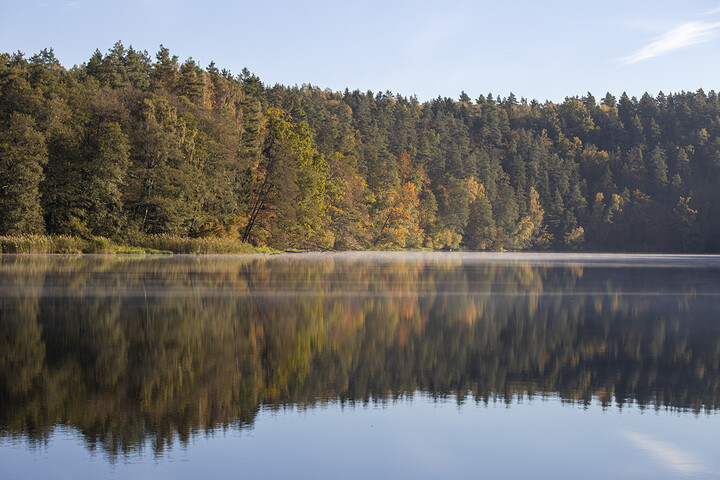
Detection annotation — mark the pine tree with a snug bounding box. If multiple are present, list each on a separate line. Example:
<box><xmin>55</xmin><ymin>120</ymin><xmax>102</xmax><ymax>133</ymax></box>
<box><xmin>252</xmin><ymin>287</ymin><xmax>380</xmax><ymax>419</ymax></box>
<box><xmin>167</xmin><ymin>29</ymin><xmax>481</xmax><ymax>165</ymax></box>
<box><xmin>465</xmin><ymin>185</ymin><xmax>496</xmax><ymax>250</ymax></box>
<box><xmin>492</xmin><ymin>178</ymin><xmax>519</xmax><ymax>249</ymax></box>
<box><xmin>647</xmin><ymin>146</ymin><xmax>668</xmax><ymax>194</ymax></box>
<box><xmin>176</xmin><ymin>58</ymin><xmax>204</xmax><ymax>102</ymax></box>
<box><xmin>151</xmin><ymin>45</ymin><xmax>178</xmax><ymax>90</ymax></box>
<box><xmin>547</xmin><ymin>189</ymin><xmax>565</xmax><ymax>244</ymax></box>
<box><xmin>124</xmin><ymin>46</ymin><xmax>151</xmax><ymax>90</ymax></box>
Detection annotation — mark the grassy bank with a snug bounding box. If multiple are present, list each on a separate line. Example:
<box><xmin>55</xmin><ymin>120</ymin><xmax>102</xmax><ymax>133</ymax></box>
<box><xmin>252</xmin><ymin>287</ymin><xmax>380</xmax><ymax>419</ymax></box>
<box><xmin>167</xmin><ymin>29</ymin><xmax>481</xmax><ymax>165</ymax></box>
<box><xmin>0</xmin><ymin>235</ymin><xmax>275</xmax><ymax>255</ymax></box>
<box><xmin>131</xmin><ymin>235</ymin><xmax>276</xmax><ymax>254</ymax></box>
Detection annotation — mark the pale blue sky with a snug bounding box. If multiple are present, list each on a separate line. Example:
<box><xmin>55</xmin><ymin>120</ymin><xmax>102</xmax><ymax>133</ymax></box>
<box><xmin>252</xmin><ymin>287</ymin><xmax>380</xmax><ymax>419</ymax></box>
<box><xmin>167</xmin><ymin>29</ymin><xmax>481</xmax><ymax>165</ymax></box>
<box><xmin>2</xmin><ymin>0</ymin><xmax>720</xmax><ymax>102</ymax></box>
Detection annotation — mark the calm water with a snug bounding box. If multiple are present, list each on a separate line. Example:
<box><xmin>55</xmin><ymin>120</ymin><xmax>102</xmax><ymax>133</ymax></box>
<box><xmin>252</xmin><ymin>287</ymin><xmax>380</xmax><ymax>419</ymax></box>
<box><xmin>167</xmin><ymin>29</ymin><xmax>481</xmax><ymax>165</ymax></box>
<box><xmin>1</xmin><ymin>252</ymin><xmax>720</xmax><ymax>479</ymax></box>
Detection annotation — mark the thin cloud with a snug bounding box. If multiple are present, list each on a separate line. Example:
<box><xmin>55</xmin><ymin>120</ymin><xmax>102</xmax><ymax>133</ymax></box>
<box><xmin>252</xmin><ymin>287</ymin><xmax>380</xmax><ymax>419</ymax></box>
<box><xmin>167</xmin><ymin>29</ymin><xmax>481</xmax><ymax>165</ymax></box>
<box><xmin>622</xmin><ymin>21</ymin><xmax>720</xmax><ymax>64</ymax></box>
<box><xmin>703</xmin><ymin>6</ymin><xmax>720</xmax><ymax>15</ymax></box>
<box><xmin>623</xmin><ymin>432</ymin><xmax>715</xmax><ymax>476</ymax></box>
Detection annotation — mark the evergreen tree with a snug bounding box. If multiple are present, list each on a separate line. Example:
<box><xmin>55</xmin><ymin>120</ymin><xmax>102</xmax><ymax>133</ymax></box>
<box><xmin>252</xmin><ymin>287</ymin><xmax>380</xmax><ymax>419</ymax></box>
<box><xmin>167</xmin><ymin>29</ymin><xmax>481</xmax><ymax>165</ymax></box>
<box><xmin>151</xmin><ymin>45</ymin><xmax>178</xmax><ymax>90</ymax></box>
<box><xmin>465</xmin><ymin>185</ymin><xmax>496</xmax><ymax>250</ymax></box>
<box><xmin>493</xmin><ymin>178</ymin><xmax>519</xmax><ymax>249</ymax></box>
<box><xmin>176</xmin><ymin>58</ymin><xmax>204</xmax><ymax>102</ymax></box>
<box><xmin>647</xmin><ymin>146</ymin><xmax>668</xmax><ymax>194</ymax></box>
<box><xmin>547</xmin><ymin>189</ymin><xmax>565</xmax><ymax>244</ymax></box>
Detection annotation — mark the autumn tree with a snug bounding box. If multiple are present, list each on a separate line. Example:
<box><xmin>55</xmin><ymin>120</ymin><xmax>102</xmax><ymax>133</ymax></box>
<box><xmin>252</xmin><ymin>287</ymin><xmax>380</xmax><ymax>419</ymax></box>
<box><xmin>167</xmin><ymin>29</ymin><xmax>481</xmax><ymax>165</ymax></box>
<box><xmin>242</xmin><ymin>108</ymin><xmax>331</xmax><ymax>249</ymax></box>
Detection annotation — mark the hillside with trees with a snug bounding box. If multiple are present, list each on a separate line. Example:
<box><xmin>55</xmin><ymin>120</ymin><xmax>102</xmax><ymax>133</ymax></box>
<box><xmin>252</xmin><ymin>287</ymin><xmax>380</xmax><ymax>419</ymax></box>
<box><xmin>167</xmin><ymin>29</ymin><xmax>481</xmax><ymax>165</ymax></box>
<box><xmin>2</xmin><ymin>43</ymin><xmax>720</xmax><ymax>251</ymax></box>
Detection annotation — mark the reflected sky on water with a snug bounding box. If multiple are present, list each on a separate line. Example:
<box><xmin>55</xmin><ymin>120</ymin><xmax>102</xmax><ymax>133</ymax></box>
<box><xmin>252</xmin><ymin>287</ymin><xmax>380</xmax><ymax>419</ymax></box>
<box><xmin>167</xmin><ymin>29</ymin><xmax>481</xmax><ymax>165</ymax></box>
<box><xmin>3</xmin><ymin>396</ymin><xmax>720</xmax><ymax>479</ymax></box>
<box><xmin>1</xmin><ymin>253</ymin><xmax>720</xmax><ymax>478</ymax></box>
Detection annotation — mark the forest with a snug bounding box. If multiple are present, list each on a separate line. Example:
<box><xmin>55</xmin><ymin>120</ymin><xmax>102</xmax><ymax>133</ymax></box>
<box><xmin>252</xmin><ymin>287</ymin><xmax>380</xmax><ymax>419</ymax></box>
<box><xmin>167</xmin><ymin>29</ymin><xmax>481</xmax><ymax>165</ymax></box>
<box><xmin>2</xmin><ymin>42</ymin><xmax>720</xmax><ymax>251</ymax></box>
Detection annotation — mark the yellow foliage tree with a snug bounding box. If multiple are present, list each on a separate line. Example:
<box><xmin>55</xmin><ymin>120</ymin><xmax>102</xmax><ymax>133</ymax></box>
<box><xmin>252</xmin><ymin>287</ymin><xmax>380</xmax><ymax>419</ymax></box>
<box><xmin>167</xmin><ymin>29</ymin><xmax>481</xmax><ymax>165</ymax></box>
<box><xmin>375</xmin><ymin>181</ymin><xmax>423</xmax><ymax>249</ymax></box>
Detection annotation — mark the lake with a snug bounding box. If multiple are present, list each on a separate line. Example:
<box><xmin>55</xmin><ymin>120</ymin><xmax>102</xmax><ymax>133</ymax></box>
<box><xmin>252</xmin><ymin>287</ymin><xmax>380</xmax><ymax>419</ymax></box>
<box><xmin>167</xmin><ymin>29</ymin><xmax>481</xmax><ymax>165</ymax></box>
<box><xmin>1</xmin><ymin>252</ymin><xmax>720</xmax><ymax>479</ymax></box>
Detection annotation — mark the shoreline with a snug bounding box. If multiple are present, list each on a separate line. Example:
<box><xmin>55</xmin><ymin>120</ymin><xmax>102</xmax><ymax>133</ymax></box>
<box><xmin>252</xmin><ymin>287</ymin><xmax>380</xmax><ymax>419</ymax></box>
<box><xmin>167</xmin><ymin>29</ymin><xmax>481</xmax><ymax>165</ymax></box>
<box><xmin>1</xmin><ymin>235</ymin><xmax>717</xmax><ymax>256</ymax></box>
<box><xmin>0</xmin><ymin>235</ymin><xmax>277</xmax><ymax>255</ymax></box>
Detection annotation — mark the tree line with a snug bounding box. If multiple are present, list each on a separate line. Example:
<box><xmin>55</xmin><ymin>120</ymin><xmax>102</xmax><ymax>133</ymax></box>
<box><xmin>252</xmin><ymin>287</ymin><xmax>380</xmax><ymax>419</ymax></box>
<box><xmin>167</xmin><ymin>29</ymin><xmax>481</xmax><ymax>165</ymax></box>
<box><xmin>2</xmin><ymin>42</ymin><xmax>720</xmax><ymax>251</ymax></box>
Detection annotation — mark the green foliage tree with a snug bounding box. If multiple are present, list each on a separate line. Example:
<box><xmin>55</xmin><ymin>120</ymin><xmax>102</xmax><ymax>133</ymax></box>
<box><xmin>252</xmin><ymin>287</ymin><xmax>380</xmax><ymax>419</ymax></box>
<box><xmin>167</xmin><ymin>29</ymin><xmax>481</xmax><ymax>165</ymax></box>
<box><xmin>672</xmin><ymin>196</ymin><xmax>699</xmax><ymax>251</ymax></box>
<box><xmin>128</xmin><ymin>95</ymin><xmax>199</xmax><ymax>234</ymax></box>
<box><xmin>84</xmin><ymin>122</ymin><xmax>130</xmax><ymax>236</ymax></box>
<box><xmin>464</xmin><ymin>184</ymin><xmax>496</xmax><ymax>250</ymax></box>
<box><xmin>509</xmin><ymin>186</ymin><xmax>547</xmax><ymax>249</ymax></box>
<box><xmin>647</xmin><ymin>145</ymin><xmax>668</xmax><ymax>194</ymax></box>
<box><xmin>0</xmin><ymin>113</ymin><xmax>47</xmax><ymax>234</ymax></box>
<box><xmin>242</xmin><ymin>108</ymin><xmax>332</xmax><ymax>249</ymax></box>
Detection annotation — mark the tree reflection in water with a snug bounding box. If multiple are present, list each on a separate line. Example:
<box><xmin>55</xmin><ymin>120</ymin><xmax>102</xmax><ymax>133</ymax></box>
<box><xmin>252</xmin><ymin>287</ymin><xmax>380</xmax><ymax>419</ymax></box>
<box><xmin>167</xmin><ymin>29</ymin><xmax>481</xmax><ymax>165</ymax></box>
<box><xmin>1</xmin><ymin>253</ymin><xmax>719</xmax><ymax>457</ymax></box>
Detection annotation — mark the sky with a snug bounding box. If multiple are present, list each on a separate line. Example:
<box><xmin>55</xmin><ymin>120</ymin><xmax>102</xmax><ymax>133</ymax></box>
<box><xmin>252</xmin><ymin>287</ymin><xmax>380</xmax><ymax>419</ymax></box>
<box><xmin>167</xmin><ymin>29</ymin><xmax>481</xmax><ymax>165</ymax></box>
<box><xmin>2</xmin><ymin>0</ymin><xmax>720</xmax><ymax>103</ymax></box>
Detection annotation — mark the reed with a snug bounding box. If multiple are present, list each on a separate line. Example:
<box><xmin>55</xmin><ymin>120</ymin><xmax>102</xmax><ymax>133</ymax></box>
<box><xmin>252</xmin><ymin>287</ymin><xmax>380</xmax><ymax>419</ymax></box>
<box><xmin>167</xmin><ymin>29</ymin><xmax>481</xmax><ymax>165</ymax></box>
<box><xmin>1</xmin><ymin>235</ymin><xmax>79</xmax><ymax>253</ymax></box>
<box><xmin>133</xmin><ymin>235</ymin><xmax>274</xmax><ymax>254</ymax></box>
<box><xmin>0</xmin><ymin>235</ymin><xmax>169</xmax><ymax>254</ymax></box>
<box><xmin>0</xmin><ymin>235</ymin><xmax>273</xmax><ymax>254</ymax></box>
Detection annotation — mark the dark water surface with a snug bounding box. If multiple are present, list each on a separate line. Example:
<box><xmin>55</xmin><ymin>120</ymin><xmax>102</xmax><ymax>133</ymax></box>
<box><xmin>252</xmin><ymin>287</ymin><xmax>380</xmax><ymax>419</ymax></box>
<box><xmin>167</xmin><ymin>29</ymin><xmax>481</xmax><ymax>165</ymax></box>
<box><xmin>1</xmin><ymin>252</ymin><xmax>720</xmax><ymax>479</ymax></box>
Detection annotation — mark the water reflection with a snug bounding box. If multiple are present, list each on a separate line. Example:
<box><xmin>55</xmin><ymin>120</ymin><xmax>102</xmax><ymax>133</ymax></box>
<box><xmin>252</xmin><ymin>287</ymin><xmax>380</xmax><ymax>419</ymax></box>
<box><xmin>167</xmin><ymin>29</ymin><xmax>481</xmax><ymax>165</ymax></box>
<box><xmin>1</xmin><ymin>253</ymin><xmax>719</xmax><ymax>457</ymax></box>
